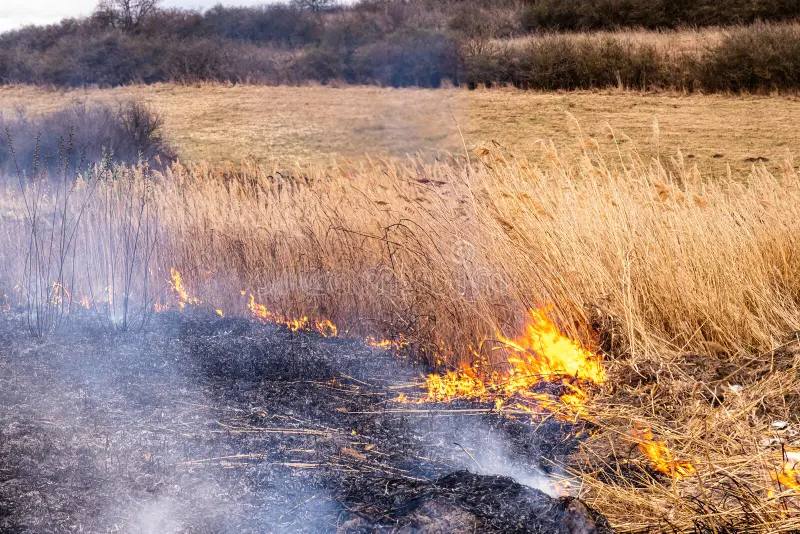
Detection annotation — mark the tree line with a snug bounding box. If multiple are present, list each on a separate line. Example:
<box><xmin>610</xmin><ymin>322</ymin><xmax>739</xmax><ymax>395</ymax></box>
<box><xmin>0</xmin><ymin>0</ymin><xmax>799</xmax><ymax>91</ymax></box>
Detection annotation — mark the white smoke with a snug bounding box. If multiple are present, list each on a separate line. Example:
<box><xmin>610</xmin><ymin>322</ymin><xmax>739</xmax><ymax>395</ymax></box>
<box><xmin>127</xmin><ymin>497</ymin><xmax>183</xmax><ymax>534</ymax></box>
<box><xmin>419</xmin><ymin>417</ymin><xmax>560</xmax><ymax>497</ymax></box>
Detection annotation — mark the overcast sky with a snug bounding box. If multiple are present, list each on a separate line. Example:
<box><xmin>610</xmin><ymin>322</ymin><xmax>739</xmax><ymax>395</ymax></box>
<box><xmin>0</xmin><ymin>1</ymin><xmax>273</xmax><ymax>33</ymax></box>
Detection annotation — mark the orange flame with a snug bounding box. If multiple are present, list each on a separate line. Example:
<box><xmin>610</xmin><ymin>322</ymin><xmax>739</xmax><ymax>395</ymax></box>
<box><xmin>419</xmin><ymin>308</ymin><xmax>604</xmax><ymax>417</ymax></box>
<box><xmin>170</xmin><ymin>268</ymin><xmax>199</xmax><ymax>310</ymax></box>
<box><xmin>633</xmin><ymin>428</ymin><xmax>696</xmax><ymax>480</ymax></box>
<box><xmin>248</xmin><ymin>294</ymin><xmax>340</xmax><ymax>337</ymax></box>
<box><xmin>772</xmin><ymin>450</ymin><xmax>800</xmax><ymax>492</ymax></box>
<box><xmin>163</xmin><ymin>270</ymin><xmax>411</xmax><ymax>347</ymax></box>
<box><xmin>498</xmin><ymin>308</ymin><xmax>605</xmax><ymax>388</ymax></box>
<box><xmin>366</xmin><ymin>336</ymin><xmax>409</xmax><ymax>350</ymax></box>
<box><xmin>248</xmin><ymin>294</ymin><xmax>308</xmax><ymax>331</ymax></box>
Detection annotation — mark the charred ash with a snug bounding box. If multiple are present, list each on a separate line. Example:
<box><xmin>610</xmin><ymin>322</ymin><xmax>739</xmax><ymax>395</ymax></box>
<box><xmin>0</xmin><ymin>310</ymin><xmax>612</xmax><ymax>533</ymax></box>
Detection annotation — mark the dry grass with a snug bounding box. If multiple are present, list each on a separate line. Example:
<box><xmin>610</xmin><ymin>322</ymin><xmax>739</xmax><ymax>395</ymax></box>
<box><xmin>3</xmin><ymin>82</ymin><xmax>800</xmax><ymax>530</ymax></box>
<box><xmin>2</xmin><ymin>134</ymin><xmax>800</xmax><ymax>530</ymax></box>
<box><xmin>2</xmin><ymin>84</ymin><xmax>800</xmax><ymax>175</ymax></box>
<box><xmin>493</xmin><ymin>24</ymin><xmax>729</xmax><ymax>58</ymax></box>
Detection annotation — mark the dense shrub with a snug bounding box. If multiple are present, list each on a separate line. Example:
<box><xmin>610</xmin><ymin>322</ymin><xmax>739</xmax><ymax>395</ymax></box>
<box><xmin>463</xmin><ymin>37</ymin><xmax>682</xmax><ymax>91</ymax></box>
<box><xmin>700</xmin><ymin>23</ymin><xmax>800</xmax><ymax>92</ymax></box>
<box><xmin>293</xmin><ymin>46</ymin><xmax>346</xmax><ymax>83</ymax></box>
<box><xmin>200</xmin><ymin>5</ymin><xmax>321</xmax><ymax>46</ymax></box>
<box><xmin>162</xmin><ymin>37</ymin><xmax>231</xmax><ymax>82</ymax></box>
<box><xmin>352</xmin><ymin>30</ymin><xmax>459</xmax><ymax>87</ymax></box>
<box><xmin>1</xmin><ymin>101</ymin><xmax>176</xmax><ymax>175</ymax></box>
<box><xmin>521</xmin><ymin>0</ymin><xmax>800</xmax><ymax>31</ymax></box>
<box><xmin>460</xmin><ymin>41</ymin><xmax>515</xmax><ymax>88</ymax></box>
<box><xmin>1</xmin><ymin>1</ymin><xmax>800</xmax><ymax>92</ymax></box>
<box><xmin>321</xmin><ymin>12</ymin><xmax>387</xmax><ymax>50</ymax></box>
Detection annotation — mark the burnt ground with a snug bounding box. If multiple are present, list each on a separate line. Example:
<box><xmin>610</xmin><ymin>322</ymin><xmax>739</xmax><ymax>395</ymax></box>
<box><xmin>0</xmin><ymin>311</ymin><xmax>612</xmax><ymax>533</ymax></box>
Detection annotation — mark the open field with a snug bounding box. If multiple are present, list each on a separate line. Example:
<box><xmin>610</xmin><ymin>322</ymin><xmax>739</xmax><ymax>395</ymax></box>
<box><xmin>2</xmin><ymin>84</ymin><xmax>799</xmax><ymax>175</ymax></box>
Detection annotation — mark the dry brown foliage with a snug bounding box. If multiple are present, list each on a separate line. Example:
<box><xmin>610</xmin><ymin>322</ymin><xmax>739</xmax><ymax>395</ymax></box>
<box><xmin>2</xmin><ymin>139</ymin><xmax>800</xmax><ymax>531</ymax></box>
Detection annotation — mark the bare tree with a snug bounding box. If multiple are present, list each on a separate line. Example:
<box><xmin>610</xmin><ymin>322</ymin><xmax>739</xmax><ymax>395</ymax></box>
<box><xmin>95</xmin><ymin>0</ymin><xmax>161</xmax><ymax>31</ymax></box>
<box><xmin>291</xmin><ymin>0</ymin><xmax>336</xmax><ymax>12</ymax></box>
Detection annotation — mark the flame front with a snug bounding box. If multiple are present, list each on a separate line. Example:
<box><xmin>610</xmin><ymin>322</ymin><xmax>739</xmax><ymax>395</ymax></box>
<box><xmin>421</xmin><ymin>308</ymin><xmax>604</xmax><ymax>410</ymax></box>
<box><xmin>499</xmin><ymin>308</ymin><xmax>605</xmax><ymax>387</ymax></box>
<box><xmin>425</xmin><ymin>365</ymin><xmax>488</xmax><ymax>401</ymax></box>
<box><xmin>90</xmin><ymin>268</ymin><xmax>703</xmax><ymax>484</ymax></box>
<box><xmin>248</xmin><ymin>294</ymin><xmax>308</xmax><ymax>331</ymax></box>
<box><xmin>415</xmin><ymin>309</ymin><xmax>694</xmax><ymax>481</ymax></box>
<box><xmin>366</xmin><ymin>336</ymin><xmax>409</xmax><ymax>350</ymax></box>
<box><xmin>170</xmin><ymin>268</ymin><xmax>199</xmax><ymax>310</ymax></box>
<box><xmin>315</xmin><ymin>319</ymin><xmax>338</xmax><ymax>337</ymax></box>
<box><xmin>248</xmin><ymin>294</ymin><xmax>340</xmax><ymax>337</ymax></box>
<box><xmin>633</xmin><ymin>428</ymin><xmax>696</xmax><ymax>480</ymax></box>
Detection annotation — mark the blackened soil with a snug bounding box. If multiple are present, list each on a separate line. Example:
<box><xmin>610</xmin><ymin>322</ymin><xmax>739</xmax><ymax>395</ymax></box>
<box><xmin>0</xmin><ymin>312</ymin><xmax>611</xmax><ymax>533</ymax></box>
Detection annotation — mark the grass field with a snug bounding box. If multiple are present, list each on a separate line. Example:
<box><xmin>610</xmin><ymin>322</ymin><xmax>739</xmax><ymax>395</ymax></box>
<box><xmin>3</xmin><ymin>84</ymin><xmax>800</xmax><ymax>531</ymax></box>
<box><xmin>2</xmin><ymin>84</ymin><xmax>799</xmax><ymax>175</ymax></box>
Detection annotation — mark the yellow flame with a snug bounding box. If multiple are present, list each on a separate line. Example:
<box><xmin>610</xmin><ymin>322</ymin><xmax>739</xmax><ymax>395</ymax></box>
<box><xmin>773</xmin><ymin>463</ymin><xmax>800</xmax><ymax>491</ymax></box>
<box><xmin>633</xmin><ymin>428</ymin><xmax>696</xmax><ymax>480</ymax></box>
<box><xmin>170</xmin><ymin>268</ymin><xmax>199</xmax><ymax>310</ymax></box>
<box><xmin>248</xmin><ymin>294</ymin><xmax>340</xmax><ymax>336</ymax></box>
<box><xmin>520</xmin><ymin>382</ymin><xmax>591</xmax><ymax>419</ymax></box>
<box><xmin>315</xmin><ymin>319</ymin><xmax>338</xmax><ymax>337</ymax></box>
<box><xmin>419</xmin><ymin>308</ymin><xmax>604</xmax><ymax>419</ymax></box>
<box><xmin>366</xmin><ymin>336</ymin><xmax>409</xmax><ymax>350</ymax></box>
<box><xmin>215</xmin><ymin>309</ymin><xmax>225</xmax><ymax>317</ymax></box>
<box><xmin>425</xmin><ymin>365</ymin><xmax>488</xmax><ymax>401</ymax></box>
<box><xmin>772</xmin><ymin>451</ymin><xmax>800</xmax><ymax>492</ymax></box>
<box><xmin>498</xmin><ymin>308</ymin><xmax>605</xmax><ymax>387</ymax></box>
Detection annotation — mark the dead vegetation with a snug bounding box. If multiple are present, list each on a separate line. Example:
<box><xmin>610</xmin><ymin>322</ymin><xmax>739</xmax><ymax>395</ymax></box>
<box><xmin>0</xmin><ymin>310</ymin><xmax>606</xmax><ymax>533</ymax></box>
<box><xmin>2</xmin><ymin>130</ymin><xmax>800</xmax><ymax>530</ymax></box>
<box><xmin>5</xmin><ymin>0</ymin><xmax>800</xmax><ymax>93</ymax></box>
<box><xmin>5</xmin><ymin>84</ymin><xmax>799</xmax><ymax>177</ymax></box>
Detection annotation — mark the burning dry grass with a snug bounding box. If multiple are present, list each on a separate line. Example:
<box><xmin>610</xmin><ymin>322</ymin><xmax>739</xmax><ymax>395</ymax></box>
<box><xmin>3</xmin><ymin>138</ymin><xmax>800</xmax><ymax>530</ymax></box>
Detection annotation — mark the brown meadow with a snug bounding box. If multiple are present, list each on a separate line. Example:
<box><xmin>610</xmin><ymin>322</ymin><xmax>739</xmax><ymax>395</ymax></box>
<box><xmin>2</xmin><ymin>84</ymin><xmax>799</xmax><ymax>175</ymax></box>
